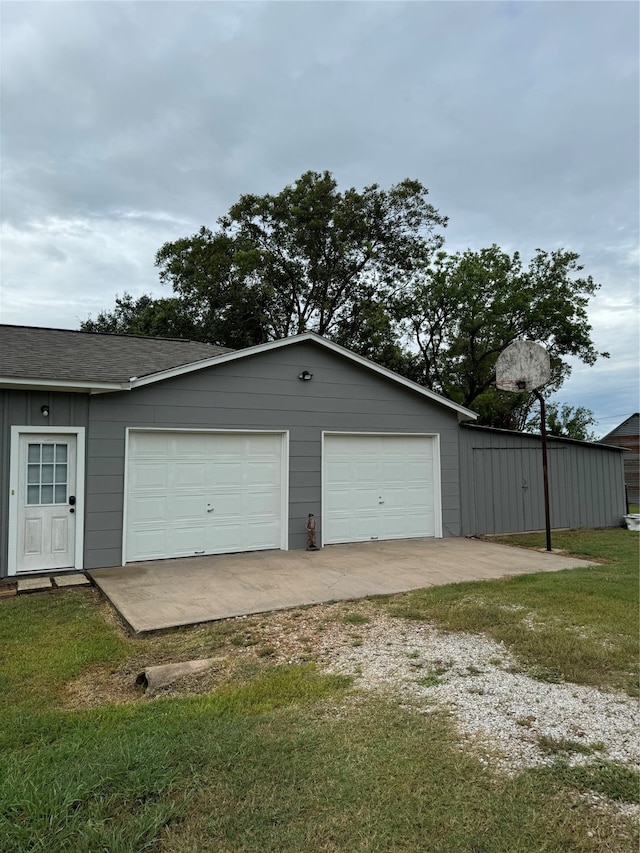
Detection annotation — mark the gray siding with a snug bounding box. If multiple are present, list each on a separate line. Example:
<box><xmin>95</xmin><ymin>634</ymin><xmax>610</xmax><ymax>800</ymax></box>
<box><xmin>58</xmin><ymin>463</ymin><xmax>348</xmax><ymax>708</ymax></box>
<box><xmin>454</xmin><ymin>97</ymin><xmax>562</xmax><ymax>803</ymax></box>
<box><xmin>82</xmin><ymin>341</ymin><xmax>462</xmax><ymax>569</ymax></box>
<box><xmin>460</xmin><ymin>425</ymin><xmax>626</xmax><ymax>535</ymax></box>
<box><xmin>0</xmin><ymin>390</ymin><xmax>89</xmax><ymax>576</ymax></box>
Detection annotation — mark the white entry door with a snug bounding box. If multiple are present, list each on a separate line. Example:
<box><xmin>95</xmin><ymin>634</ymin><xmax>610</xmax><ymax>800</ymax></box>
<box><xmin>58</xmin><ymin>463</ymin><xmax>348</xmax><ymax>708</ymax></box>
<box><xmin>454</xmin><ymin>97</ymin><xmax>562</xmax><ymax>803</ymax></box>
<box><xmin>16</xmin><ymin>434</ymin><xmax>78</xmax><ymax>572</ymax></box>
<box><xmin>323</xmin><ymin>434</ymin><xmax>440</xmax><ymax>545</ymax></box>
<box><xmin>125</xmin><ymin>430</ymin><xmax>286</xmax><ymax>562</ymax></box>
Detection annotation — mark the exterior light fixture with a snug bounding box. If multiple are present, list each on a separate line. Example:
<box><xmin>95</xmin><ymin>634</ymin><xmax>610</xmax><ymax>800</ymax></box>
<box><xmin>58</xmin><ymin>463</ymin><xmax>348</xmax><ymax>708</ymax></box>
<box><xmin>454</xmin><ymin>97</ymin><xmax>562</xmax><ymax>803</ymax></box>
<box><xmin>40</xmin><ymin>404</ymin><xmax>50</xmax><ymax>417</ymax></box>
<box><xmin>298</xmin><ymin>370</ymin><xmax>313</xmax><ymax>381</ymax></box>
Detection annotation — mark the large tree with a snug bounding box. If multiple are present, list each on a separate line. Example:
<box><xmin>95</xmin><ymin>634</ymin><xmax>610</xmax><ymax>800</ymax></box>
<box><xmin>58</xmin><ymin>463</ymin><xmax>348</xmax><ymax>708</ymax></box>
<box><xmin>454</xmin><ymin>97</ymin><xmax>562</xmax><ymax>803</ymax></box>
<box><xmin>396</xmin><ymin>245</ymin><xmax>606</xmax><ymax>427</ymax></box>
<box><xmin>81</xmin><ymin>172</ymin><xmax>606</xmax><ymax>426</ymax></box>
<box><xmin>526</xmin><ymin>403</ymin><xmax>598</xmax><ymax>442</ymax></box>
<box><xmin>153</xmin><ymin>170</ymin><xmax>446</xmax><ymax>355</ymax></box>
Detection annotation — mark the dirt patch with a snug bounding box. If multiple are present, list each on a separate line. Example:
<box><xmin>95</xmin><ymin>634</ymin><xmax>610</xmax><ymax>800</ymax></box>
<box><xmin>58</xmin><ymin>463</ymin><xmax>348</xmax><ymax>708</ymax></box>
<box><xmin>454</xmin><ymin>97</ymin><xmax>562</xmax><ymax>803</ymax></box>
<box><xmin>62</xmin><ymin>599</ymin><xmax>378</xmax><ymax>708</ymax></box>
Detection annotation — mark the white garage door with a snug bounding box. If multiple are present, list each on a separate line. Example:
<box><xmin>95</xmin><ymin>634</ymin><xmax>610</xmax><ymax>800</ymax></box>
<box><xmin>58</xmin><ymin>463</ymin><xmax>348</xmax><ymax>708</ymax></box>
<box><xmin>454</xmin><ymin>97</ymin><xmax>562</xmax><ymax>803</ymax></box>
<box><xmin>323</xmin><ymin>434</ymin><xmax>439</xmax><ymax>545</ymax></box>
<box><xmin>125</xmin><ymin>431</ymin><xmax>285</xmax><ymax>562</ymax></box>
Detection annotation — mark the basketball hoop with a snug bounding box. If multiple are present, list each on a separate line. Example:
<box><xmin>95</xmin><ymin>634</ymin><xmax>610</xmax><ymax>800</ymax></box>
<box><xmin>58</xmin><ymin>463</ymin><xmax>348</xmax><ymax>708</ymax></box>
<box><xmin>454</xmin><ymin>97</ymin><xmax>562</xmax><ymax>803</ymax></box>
<box><xmin>495</xmin><ymin>340</ymin><xmax>553</xmax><ymax>551</ymax></box>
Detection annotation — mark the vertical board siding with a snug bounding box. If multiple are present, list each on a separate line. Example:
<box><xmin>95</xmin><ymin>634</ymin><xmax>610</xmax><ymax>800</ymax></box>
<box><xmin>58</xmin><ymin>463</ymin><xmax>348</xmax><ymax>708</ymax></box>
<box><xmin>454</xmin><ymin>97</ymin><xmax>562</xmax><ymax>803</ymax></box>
<box><xmin>460</xmin><ymin>425</ymin><xmax>626</xmax><ymax>536</ymax></box>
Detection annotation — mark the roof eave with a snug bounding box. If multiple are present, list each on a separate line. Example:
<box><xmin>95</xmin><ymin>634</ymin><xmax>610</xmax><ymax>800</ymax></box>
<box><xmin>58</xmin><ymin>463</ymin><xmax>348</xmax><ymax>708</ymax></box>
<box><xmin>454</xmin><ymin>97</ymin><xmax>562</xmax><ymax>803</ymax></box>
<box><xmin>0</xmin><ymin>376</ymin><xmax>128</xmax><ymax>394</ymax></box>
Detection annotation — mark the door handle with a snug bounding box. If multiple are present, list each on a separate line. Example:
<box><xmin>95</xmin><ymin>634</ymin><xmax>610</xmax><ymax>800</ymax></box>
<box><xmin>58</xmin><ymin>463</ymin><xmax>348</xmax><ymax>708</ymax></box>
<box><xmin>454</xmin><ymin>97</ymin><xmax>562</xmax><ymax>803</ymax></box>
<box><xmin>207</xmin><ymin>505</ymin><xmax>214</xmax><ymax>513</ymax></box>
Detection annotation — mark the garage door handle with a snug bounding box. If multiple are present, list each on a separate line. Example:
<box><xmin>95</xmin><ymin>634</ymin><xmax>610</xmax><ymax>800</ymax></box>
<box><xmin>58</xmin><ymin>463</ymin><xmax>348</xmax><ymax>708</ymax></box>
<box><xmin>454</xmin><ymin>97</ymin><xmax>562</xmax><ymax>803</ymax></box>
<box><xmin>207</xmin><ymin>505</ymin><xmax>214</xmax><ymax>512</ymax></box>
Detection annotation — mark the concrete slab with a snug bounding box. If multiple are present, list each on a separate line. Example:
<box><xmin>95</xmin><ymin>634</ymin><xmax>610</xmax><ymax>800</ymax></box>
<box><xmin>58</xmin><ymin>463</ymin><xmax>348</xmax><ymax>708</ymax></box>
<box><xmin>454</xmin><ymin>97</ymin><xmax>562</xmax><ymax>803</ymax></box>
<box><xmin>88</xmin><ymin>538</ymin><xmax>600</xmax><ymax>634</ymax></box>
<box><xmin>52</xmin><ymin>574</ymin><xmax>91</xmax><ymax>588</ymax></box>
<box><xmin>17</xmin><ymin>577</ymin><xmax>53</xmax><ymax>593</ymax></box>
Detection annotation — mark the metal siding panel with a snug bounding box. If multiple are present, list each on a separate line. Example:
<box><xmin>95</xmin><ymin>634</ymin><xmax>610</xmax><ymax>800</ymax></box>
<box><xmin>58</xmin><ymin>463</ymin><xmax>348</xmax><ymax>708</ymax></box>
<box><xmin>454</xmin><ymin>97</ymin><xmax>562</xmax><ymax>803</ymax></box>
<box><xmin>460</xmin><ymin>426</ymin><xmax>627</xmax><ymax>535</ymax></box>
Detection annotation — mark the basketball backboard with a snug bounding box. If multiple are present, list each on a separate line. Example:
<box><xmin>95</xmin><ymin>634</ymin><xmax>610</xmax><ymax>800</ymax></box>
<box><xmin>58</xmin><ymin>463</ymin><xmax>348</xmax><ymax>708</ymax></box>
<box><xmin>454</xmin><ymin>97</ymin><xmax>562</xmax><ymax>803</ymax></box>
<box><xmin>495</xmin><ymin>340</ymin><xmax>550</xmax><ymax>392</ymax></box>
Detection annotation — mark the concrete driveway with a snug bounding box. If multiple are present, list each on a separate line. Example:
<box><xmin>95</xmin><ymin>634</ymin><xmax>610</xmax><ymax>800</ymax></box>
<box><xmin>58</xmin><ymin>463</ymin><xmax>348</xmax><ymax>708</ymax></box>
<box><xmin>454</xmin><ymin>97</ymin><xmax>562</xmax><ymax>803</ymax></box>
<box><xmin>87</xmin><ymin>537</ymin><xmax>599</xmax><ymax>634</ymax></box>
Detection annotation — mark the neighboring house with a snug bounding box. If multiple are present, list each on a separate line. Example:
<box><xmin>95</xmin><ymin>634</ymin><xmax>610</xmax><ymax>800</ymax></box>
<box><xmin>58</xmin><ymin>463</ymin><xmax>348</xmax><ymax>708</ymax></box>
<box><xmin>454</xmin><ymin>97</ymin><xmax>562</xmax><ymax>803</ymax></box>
<box><xmin>0</xmin><ymin>325</ymin><xmax>626</xmax><ymax>579</ymax></box>
<box><xmin>599</xmin><ymin>414</ymin><xmax>640</xmax><ymax>505</ymax></box>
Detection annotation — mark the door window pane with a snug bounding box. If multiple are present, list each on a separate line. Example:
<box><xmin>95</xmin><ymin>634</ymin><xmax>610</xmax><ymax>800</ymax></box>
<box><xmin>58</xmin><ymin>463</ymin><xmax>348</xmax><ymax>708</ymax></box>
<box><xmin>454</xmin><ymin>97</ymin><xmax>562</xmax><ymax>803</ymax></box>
<box><xmin>25</xmin><ymin>442</ymin><xmax>70</xmax><ymax>505</ymax></box>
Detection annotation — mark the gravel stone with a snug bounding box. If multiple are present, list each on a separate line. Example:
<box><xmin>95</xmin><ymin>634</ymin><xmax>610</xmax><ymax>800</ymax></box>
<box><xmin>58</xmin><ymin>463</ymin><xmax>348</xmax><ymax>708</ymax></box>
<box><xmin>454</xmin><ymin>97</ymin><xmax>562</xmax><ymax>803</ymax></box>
<box><xmin>317</xmin><ymin>616</ymin><xmax>640</xmax><ymax>779</ymax></box>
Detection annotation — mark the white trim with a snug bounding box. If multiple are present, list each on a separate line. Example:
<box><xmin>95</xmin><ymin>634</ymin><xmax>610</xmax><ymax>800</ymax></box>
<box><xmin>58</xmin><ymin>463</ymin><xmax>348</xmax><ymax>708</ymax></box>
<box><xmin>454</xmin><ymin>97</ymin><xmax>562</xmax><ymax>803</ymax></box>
<box><xmin>129</xmin><ymin>332</ymin><xmax>478</xmax><ymax>421</ymax></box>
<box><xmin>122</xmin><ymin>427</ymin><xmax>289</xmax><ymax>565</ymax></box>
<box><xmin>8</xmin><ymin>426</ymin><xmax>85</xmax><ymax>576</ymax></box>
<box><xmin>321</xmin><ymin>431</ymin><xmax>443</xmax><ymax>545</ymax></box>
<box><xmin>0</xmin><ymin>377</ymin><xmax>125</xmax><ymax>394</ymax></box>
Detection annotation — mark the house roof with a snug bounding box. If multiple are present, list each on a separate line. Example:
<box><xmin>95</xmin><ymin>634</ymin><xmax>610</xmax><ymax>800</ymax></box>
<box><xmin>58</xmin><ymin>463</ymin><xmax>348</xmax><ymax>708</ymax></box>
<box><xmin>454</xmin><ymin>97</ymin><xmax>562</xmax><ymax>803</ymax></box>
<box><xmin>599</xmin><ymin>413</ymin><xmax>639</xmax><ymax>442</ymax></box>
<box><xmin>461</xmin><ymin>422</ymin><xmax>624</xmax><ymax>450</ymax></box>
<box><xmin>0</xmin><ymin>324</ymin><xmax>477</xmax><ymax>420</ymax></box>
<box><xmin>0</xmin><ymin>325</ymin><xmax>231</xmax><ymax>391</ymax></box>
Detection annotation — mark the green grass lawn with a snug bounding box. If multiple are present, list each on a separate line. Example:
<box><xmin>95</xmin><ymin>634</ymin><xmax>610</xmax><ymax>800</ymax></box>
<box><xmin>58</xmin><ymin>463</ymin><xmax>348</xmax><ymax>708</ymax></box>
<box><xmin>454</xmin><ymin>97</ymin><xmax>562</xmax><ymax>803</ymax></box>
<box><xmin>1</xmin><ymin>528</ymin><xmax>638</xmax><ymax>852</ymax></box>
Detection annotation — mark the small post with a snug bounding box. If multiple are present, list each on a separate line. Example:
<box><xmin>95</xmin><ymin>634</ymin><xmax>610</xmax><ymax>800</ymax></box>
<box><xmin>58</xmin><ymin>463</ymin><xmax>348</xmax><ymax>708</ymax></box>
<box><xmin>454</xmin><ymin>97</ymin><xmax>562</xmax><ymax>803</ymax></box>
<box><xmin>306</xmin><ymin>513</ymin><xmax>319</xmax><ymax>551</ymax></box>
<box><xmin>534</xmin><ymin>389</ymin><xmax>552</xmax><ymax>552</ymax></box>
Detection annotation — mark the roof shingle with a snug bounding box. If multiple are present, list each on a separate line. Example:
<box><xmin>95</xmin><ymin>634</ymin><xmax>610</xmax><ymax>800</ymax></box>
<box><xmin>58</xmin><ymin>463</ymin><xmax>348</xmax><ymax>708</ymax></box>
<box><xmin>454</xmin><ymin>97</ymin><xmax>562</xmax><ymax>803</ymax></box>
<box><xmin>0</xmin><ymin>325</ymin><xmax>231</xmax><ymax>384</ymax></box>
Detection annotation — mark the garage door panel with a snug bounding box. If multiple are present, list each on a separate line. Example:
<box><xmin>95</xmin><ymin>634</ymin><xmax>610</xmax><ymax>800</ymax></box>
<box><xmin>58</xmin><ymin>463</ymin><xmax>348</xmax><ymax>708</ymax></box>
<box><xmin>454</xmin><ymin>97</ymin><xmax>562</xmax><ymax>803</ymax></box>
<box><xmin>172</xmin><ymin>525</ymin><xmax>206</xmax><ymax>554</ymax></box>
<box><xmin>326</xmin><ymin>512</ymin><xmax>378</xmax><ymax>544</ymax></box>
<box><xmin>355</xmin><ymin>463</ymin><xmax>378</xmax><ymax>483</ymax></box>
<box><xmin>324</xmin><ymin>490</ymin><xmax>356</xmax><ymax>513</ymax></box>
<box><xmin>174</xmin><ymin>434</ymin><xmax>207</xmax><ymax>456</ymax></box>
<box><xmin>324</xmin><ymin>435</ymin><xmax>438</xmax><ymax>545</ymax></box>
<box><xmin>206</xmin><ymin>461</ymin><xmax>244</xmax><ymax>487</ymax></box>
<box><xmin>173</xmin><ymin>494</ymin><xmax>207</xmax><ymax>520</ymax></box>
<box><xmin>130</xmin><ymin>462</ymin><xmax>168</xmax><ymax>489</ymax></box>
<box><xmin>128</xmin><ymin>528</ymin><xmax>168</xmax><ymax>559</ymax></box>
<box><xmin>131</xmin><ymin>433</ymin><xmax>169</xmax><ymax>456</ymax></box>
<box><xmin>174</xmin><ymin>463</ymin><xmax>206</xmax><ymax>488</ymax></box>
<box><xmin>130</xmin><ymin>496</ymin><xmax>168</xmax><ymax>523</ymax></box>
<box><xmin>126</xmin><ymin>431</ymin><xmax>284</xmax><ymax>562</ymax></box>
<box><xmin>246</xmin><ymin>520</ymin><xmax>282</xmax><ymax>548</ymax></box>
<box><xmin>379</xmin><ymin>512</ymin><xmax>408</xmax><ymax>538</ymax></box>
<box><xmin>247</xmin><ymin>492</ymin><xmax>281</xmax><ymax>515</ymax></box>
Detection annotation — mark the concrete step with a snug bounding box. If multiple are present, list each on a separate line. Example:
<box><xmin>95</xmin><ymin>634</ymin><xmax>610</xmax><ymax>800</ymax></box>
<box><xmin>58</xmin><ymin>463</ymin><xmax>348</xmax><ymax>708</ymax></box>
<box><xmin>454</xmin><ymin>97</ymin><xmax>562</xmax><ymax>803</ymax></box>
<box><xmin>17</xmin><ymin>577</ymin><xmax>53</xmax><ymax>593</ymax></box>
<box><xmin>52</xmin><ymin>574</ymin><xmax>91</xmax><ymax>588</ymax></box>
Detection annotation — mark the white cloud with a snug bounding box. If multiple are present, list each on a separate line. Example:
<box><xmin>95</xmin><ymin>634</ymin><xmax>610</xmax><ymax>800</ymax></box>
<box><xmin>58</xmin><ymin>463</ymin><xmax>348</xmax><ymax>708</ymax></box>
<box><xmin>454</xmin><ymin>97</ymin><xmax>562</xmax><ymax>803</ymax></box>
<box><xmin>1</xmin><ymin>0</ymin><xmax>637</xmax><ymax>433</ymax></box>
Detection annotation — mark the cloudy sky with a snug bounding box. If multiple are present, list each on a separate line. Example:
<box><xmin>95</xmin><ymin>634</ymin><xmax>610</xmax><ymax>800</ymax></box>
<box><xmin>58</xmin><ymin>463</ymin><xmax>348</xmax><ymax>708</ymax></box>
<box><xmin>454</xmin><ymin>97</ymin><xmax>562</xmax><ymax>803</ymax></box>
<box><xmin>1</xmin><ymin>0</ymin><xmax>638</xmax><ymax>436</ymax></box>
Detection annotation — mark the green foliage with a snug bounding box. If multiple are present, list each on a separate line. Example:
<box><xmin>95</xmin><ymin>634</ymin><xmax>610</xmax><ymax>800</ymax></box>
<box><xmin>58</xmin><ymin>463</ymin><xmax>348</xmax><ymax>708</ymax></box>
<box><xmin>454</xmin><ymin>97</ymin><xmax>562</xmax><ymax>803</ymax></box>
<box><xmin>398</xmin><ymin>244</ymin><xmax>605</xmax><ymax>426</ymax></box>
<box><xmin>80</xmin><ymin>171</ymin><xmax>606</xmax><ymax>425</ymax></box>
<box><xmin>526</xmin><ymin>402</ymin><xmax>599</xmax><ymax>441</ymax></box>
<box><xmin>151</xmin><ymin>171</ymin><xmax>446</xmax><ymax>359</ymax></box>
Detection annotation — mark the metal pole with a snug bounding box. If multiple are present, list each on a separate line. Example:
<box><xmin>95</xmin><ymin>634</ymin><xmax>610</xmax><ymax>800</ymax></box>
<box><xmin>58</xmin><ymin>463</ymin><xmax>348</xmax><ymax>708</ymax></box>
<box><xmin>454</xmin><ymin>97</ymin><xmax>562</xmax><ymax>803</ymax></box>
<box><xmin>534</xmin><ymin>390</ymin><xmax>552</xmax><ymax>551</ymax></box>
